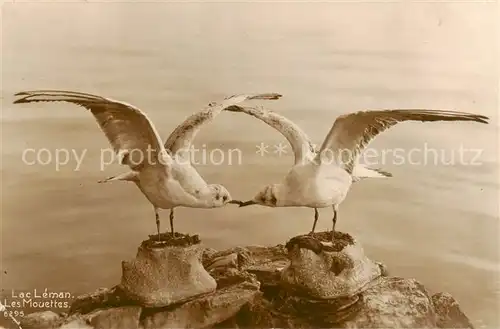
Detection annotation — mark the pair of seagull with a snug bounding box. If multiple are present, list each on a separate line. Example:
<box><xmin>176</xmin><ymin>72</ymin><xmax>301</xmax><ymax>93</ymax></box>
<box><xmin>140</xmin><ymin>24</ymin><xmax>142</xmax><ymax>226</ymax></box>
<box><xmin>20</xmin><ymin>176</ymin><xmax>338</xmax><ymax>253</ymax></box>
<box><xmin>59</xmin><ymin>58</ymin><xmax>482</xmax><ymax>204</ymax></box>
<box><xmin>13</xmin><ymin>90</ymin><xmax>489</xmax><ymax>242</ymax></box>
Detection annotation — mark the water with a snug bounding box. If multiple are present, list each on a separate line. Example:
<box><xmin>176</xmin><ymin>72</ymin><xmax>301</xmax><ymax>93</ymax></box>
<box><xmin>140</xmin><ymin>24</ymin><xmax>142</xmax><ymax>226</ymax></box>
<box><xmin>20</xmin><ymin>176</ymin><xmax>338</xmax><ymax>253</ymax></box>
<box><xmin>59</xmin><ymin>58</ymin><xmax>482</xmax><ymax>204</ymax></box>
<box><xmin>1</xmin><ymin>2</ymin><xmax>499</xmax><ymax>327</ymax></box>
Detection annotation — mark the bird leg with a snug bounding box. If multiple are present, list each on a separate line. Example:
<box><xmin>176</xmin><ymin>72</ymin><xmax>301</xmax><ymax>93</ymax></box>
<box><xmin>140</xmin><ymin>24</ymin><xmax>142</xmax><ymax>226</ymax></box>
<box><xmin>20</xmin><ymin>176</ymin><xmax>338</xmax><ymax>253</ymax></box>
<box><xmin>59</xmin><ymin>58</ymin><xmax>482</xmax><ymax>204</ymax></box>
<box><xmin>310</xmin><ymin>208</ymin><xmax>319</xmax><ymax>234</ymax></box>
<box><xmin>331</xmin><ymin>206</ymin><xmax>338</xmax><ymax>242</ymax></box>
<box><xmin>155</xmin><ymin>208</ymin><xmax>161</xmax><ymax>242</ymax></box>
<box><xmin>169</xmin><ymin>209</ymin><xmax>175</xmax><ymax>238</ymax></box>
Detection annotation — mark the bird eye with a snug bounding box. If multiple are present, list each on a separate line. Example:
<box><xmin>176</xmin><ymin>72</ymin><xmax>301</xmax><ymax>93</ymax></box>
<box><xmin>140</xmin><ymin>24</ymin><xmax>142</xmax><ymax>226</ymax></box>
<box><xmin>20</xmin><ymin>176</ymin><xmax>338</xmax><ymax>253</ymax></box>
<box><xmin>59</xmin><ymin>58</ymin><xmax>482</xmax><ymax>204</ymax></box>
<box><xmin>223</xmin><ymin>196</ymin><xmax>228</xmax><ymax>202</ymax></box>
<box><xmin>215</xmin><ymin>195</ymin><xmax>220</xmax><ymax>200</ymax></box>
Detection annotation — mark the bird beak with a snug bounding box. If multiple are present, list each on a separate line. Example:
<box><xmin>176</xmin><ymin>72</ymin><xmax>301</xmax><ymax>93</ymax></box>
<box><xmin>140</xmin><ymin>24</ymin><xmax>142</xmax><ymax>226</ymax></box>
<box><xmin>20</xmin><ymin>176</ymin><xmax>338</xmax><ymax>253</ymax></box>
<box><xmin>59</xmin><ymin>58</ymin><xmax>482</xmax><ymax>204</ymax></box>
<box><xmin>238</xmin><ymin>200</ymin><xmax>258</xmax><ymax>207</ymax></box>
<box><xmin>228</xmin><ymin>200</ymin><xmax>242</xmax><ymax>205</ymax></box>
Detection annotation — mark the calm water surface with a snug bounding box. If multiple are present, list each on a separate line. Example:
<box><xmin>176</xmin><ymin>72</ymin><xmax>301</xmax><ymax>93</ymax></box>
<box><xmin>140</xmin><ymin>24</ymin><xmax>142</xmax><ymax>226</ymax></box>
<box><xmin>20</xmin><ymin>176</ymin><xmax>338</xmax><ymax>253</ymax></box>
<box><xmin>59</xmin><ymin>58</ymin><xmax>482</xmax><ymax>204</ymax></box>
<box><xmin>1</xmin><ymin>2</ymin><xmax>499</xmax><ymax>328</ymax></box>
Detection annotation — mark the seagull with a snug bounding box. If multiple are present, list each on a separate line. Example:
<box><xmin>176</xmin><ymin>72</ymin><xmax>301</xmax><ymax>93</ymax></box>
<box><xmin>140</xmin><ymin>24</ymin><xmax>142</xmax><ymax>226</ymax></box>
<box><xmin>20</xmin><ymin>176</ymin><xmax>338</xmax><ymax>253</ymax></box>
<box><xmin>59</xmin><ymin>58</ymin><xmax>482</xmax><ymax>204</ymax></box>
<box><xmin>228</xmin><ymin>106</ymin><xmax>489</xmax><ymax>240</ymax></box>
<box><xmin>13</xmin><ymin>90</ymin><xmax>282</xmax><ymax>241</ymax></box>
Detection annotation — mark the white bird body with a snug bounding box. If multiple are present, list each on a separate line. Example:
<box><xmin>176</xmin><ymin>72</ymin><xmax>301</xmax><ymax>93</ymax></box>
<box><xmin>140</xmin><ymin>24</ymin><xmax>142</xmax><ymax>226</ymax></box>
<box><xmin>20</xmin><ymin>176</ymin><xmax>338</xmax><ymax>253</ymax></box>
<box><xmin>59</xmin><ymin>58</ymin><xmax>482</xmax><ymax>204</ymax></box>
<box><xmin>270</xmin><ymin>160</ymin><xmax>353</xmax><ymax>209</ymax></box>
<box><xmin>132</xmin><ymin>161</ymin><xmax>217</xmax><ymax>209</ymax></box>
<box><xmin>230</xmin><ymin>105</ymin><xmax>489</xmax><ymax>239</ymax></box>
<box><xmin>13</xmin><ymin>90</ymin><xmax>282</xmax><ymax>239</ymax></box>
<box><xmin>138</xmin><ymin>166</ymin><xmax>191</xmax><ymax>209</ymax></box>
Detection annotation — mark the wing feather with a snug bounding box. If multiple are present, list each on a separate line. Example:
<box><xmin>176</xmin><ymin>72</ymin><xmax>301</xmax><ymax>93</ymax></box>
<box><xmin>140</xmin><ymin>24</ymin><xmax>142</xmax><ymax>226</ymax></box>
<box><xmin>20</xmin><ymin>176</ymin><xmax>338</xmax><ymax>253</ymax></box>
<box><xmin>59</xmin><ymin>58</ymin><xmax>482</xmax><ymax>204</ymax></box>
<box><xmin>164</xmin><ymin>93</ymin><xmax>282</xmax><ymax>156</ymax></box>
<box><xmin>316</xmin><ymin>109</ymin><xmax>489</xmax><ymax>173</ymax></box>
<box><xmin>225</xmin><ymin>105</ymin><xmax>316</xmax><ymax>164</ymax></box>
<box><xmin>13</xmin><ymin>90</ymin><xmax>170</xmax><ymax>171</ymax></box>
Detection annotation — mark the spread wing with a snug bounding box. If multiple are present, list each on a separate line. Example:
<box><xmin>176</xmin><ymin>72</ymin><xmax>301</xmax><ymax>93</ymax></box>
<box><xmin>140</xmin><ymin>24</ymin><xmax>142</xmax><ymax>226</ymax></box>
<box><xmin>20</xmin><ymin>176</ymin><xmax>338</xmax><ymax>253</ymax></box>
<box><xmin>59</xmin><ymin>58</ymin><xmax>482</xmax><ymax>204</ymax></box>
<box><xmin>13</xmin><ymin>90</ymin><xmax>171</xmax><ymax>171</ymax></box>
<box><xmin>164</xmin><ymin>93</ymin><xmax>282</xmax><ymax>156</ymax></box>
<box><xmin>315</xmin><ymin>109</ymin><xmax>489</xmax><ymax>173</ymax></box>
<box><xmin>225</xmin><ymin>105</ymin><xmax>316</xmax><ymax>165</ymax></box>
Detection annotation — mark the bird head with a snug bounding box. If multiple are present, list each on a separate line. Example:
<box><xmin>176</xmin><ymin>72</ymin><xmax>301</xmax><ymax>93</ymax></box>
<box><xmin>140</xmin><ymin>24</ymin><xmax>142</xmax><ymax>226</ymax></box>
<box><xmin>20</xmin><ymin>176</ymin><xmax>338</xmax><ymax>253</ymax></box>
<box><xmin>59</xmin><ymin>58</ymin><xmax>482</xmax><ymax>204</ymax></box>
<box><xmin>238</xmin><ymin>184</ymin><xmax>281</xmax><ymax>208</ymax></box>
<box><xmin>208</xmin><ymin>184</ymin><xmax>239</xmax><ymax>207</ymax></box>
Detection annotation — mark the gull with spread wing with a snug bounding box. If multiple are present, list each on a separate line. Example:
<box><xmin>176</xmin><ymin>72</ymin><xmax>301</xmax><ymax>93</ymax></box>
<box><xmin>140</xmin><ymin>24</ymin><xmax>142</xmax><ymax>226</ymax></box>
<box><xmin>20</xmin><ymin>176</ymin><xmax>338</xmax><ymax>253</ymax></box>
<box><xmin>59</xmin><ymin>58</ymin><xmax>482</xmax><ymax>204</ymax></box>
<box><xmin>13</xmin><ymin>90</ymin><xmax>281</xmax><ymax>241</ymax></box>
<box><xmin>229</xmin><ymin>106</ymin><xmax>489</xmax><ymax>240</ymax></box>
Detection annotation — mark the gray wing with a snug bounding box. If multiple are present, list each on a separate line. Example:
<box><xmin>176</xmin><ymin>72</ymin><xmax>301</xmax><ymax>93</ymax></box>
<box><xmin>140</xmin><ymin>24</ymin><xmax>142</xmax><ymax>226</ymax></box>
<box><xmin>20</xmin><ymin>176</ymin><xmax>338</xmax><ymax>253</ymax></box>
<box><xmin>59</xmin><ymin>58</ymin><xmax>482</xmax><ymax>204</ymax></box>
<box><xmin>225</xmin><ymin>105</ymin><xmax>316</xmax><ymax>164</ymax></box>
<box><xmin>164</xmin><ymin>93</ymin><xmax>282</xmax><ymax>155</ymax></box>
<box><xmin>315</xmin><ymin>109</ymin><xmax>489</xmax><ymax>173</ymax></box>
<box><xmin>13</xmin><ymin>90</ymin><xmax>170</xmax><ymax>171</ymax></box>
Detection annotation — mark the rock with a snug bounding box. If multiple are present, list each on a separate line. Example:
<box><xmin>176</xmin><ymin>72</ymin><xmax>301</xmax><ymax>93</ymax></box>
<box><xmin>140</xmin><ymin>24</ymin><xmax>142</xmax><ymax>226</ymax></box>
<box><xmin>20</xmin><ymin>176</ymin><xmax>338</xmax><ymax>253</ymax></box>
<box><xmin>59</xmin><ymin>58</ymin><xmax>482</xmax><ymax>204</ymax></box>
<box><xmin>203</xmin><ymin>247</ymin><xmax>247</xmax><ymax>266</ymax></box>
<box><xmin>202</xmin><ymin>245</ymin><xmax>289</xmax><ymax>289</ymax></box>
<box><xmin>280</xmin><ymin>231</ymin><xmax>382</xmax><ymax>299</ymax></box>
<box><xmin>141</xmin><ymin>280</ymin><xmax>260</xmax><ymax>329</ymax></box>
<box><xmin>232</xmin><ymin>274</ymin><xmax>363</xmax><ymax>328</ymax></box>
<box><xmin>209</xmin><ymin>267</ymin><xmax>259</xmax><ymax>289</ymax></box>
<box><xmin>432</xmin><ymin>292</ymin><xmax>474</xmax><ymax>329</ymax></box>
<box><xmin>68</xmin><ymin>286</ymin><xmax>131</xmax><ymax>315</ymax></box>
<box><xmin>20</xmin><ymin>310</ymin><xmax>63</xmax><ymax>329</ymax></box>
<box><xmin>237</xmin><ymin>289</ymin><xmax>363</xmax><ymax>328</ymax></box>
<box><xmin>119</xmin><ymin>232</ymin><xmax>217</xmax><ymax>308</ymax></box>
<box><xmin>87</xmin><ymin>306</ymin><xmax>142</xmax><ymax>329</ymax></box>
<box><xmin>279</xmin><ymin>292</ymin><xmax>363</xmax><ymax>326</ymax></box>
<box><xmin>234</xmin><ymin>294</ymin><xmax>313</xmax><ymax>328</ymax></box>
<box><xmin>242</xmin><ymin>245</ymin><xmax>289</xmax><ymax>288</ymax></box>
<box><xmin>375</xmin><ymin>261</ymin><xmax>389</xmax><ymax>277</ymax></box>
<box><xmin>238</xmin><ymin>276</ymin><xmax>440</xmax><ymax>329</ymax></box>
<box><xmin>206</xmin><ymin>253</ymin><xmax>239</xmax><ymax>271</ymax></box>
<box><xmin>59</xmin><ymin>318</ymin><xmax>93</xmax><ymax>329</ymax></box>
<box><xmin>20</xmin><ymin>230</ymin><xmax>473</xmax><ymax>329</ymax></box>
<box><xmin>212</xmin><ymin>316</ymin><xmax>240</xmax><ymax>328</ymax></box>
<box><xmin>342</xmin><ymin>277</ymin><xmax>437</xmax><ymax>328</ymax></box>
<box><xmin>202</xmin><ymin>247</ymin><xmax>218</xmax><ymax>266</ymax></box>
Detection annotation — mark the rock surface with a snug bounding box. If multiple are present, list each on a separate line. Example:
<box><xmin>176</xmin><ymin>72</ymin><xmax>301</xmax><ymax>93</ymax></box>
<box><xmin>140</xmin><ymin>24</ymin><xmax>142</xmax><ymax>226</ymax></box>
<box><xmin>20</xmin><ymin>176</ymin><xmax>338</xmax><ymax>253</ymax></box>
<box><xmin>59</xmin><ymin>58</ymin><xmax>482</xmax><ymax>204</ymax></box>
<box><xmin>13</xmin><ymin>231</ymin><xmax>473</xmax><ymax>329</ymax></box>
<box><xmin>141</xmin><ymin>280</ymin><xmax>260</xmax><ymax>329</ymax></box>
<box><xmin>87</xmin><ymin>306</ymin><xmax>142</xmax><ymax>329</ymax></box>
<box><xmin>432</xmin><ymin>292</ymin><xmax>475</xmax><ymax>329</ymax></box>
<box><xmin>59</xmin><ymin>318</ymin><xmax>93</xmax><ymax>329</ymax></box>
<box><xmin>341</xmin><ymin>277</ymin><xmax>437</xmax><ymax>328</ymax></box>
<box><xmin>20</xmin><ymin>311</ymin><xmax>63</xmax><ymax>329</ymax></box>
<box><xmin>119</xmin><ymin>233</ymin><xmax>217</xmax><ymax>308</ymax></box>
<box><xmin>280</xmin><ymin>232</ymin><xmax>382</xmax><ymax>299</ymax></box>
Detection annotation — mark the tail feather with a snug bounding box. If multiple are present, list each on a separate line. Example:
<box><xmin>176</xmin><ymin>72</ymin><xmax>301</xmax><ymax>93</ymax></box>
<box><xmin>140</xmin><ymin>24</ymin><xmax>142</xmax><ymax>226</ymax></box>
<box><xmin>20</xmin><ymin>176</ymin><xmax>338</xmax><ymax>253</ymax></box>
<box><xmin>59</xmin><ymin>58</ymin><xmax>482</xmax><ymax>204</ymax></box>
<box><xmin>97</xmin><ymin>176</ymin><xmax>115</xmax><ymax>183</ymax></box>
<box><xmin>369</xmin><ymin>167</ymin><xmax>393</xmax><ymax>178</ymax></box>
<box><xmin>248</xmin><ymin>93</ymin><xmax>282</xmax><ymax>100</ymax></box>
<box><xmin>97</xmin><ymin>171</ymin><xmax>138</xmax><ymax>183</ymax></box>
<box><xmin>352</xmin><ymin>164</ymin><xmax>392</xmax><ymax>182</ymax></box>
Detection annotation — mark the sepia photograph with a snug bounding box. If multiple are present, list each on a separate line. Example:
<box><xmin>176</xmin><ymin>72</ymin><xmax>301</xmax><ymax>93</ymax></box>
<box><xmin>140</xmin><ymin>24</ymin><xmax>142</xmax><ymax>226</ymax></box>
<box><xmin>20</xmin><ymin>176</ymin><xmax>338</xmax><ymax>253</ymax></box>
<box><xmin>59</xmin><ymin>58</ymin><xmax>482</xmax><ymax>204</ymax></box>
<box><xmin>0</xmin><ymin>1</ymin><xmax>498</xmax><ymax>328</ymax></box>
